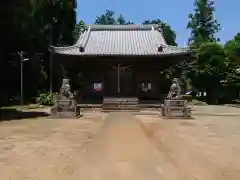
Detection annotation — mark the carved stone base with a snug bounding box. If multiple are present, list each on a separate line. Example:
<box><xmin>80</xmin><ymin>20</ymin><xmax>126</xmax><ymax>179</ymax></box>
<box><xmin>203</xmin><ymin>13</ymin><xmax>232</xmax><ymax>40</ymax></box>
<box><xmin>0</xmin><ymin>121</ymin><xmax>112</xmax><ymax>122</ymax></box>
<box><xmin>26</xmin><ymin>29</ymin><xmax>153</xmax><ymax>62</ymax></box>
<box><xmin>49</xmin><ymin>100</ymin><xmax>81</xmax><ymax>119</ymax></box>
<box><xmin>161</xmin><ymin>99</ymin><xmax>191</xmax><ymax>118</ymax></box>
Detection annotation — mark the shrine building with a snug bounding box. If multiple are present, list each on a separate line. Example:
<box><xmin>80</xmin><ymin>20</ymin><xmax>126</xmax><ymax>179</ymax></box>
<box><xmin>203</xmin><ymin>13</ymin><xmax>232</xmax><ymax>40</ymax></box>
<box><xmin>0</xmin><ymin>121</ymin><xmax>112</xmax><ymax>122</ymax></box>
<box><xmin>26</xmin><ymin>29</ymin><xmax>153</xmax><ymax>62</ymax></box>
<box><xmin>52</xmin><ymin>24</ymin><xmax>190</xmax><ymax>103</ymax></box>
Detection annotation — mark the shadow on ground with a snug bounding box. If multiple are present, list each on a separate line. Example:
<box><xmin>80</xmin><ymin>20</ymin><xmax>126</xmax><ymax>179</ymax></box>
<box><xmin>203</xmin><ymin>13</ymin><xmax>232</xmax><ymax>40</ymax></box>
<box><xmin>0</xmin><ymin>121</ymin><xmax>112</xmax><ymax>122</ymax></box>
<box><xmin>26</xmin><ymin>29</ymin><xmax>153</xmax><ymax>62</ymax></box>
<box><xmin>0</xmin><ymin>108</ymin><xmax>48</xmax><ymax>121</ymax></box>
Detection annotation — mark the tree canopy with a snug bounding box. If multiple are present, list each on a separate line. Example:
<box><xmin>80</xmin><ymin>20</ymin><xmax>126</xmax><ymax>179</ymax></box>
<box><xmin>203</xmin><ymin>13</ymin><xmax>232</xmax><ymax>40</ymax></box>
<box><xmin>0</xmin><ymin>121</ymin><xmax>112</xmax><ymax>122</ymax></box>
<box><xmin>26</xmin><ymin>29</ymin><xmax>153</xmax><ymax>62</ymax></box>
<box><xmin>143</xmin><ymin>19</ymin><xmax>177</xmax><ymax>46</ymax></box>
<box><xmin>225</xmin><ymin>33</ymin><xmax>240</xmax><ymax>65</ymax></box>
<box><xmin>222</xmin><ymin>33</ymin><xmax>240</xmax><ymax>90</ymax></box>
<box><xmin>183</xmin><ymin>0</ymin><xmax>236</xmax><ymax>103</ymax></box>
<box><xmin>0</xmin><ymin>0</ymin><xmax>77</xmax><ymax>104</ymax></box>
<box><xmin>187</xmin><ymin>0</ymin><xmax>220</xmax><ymax>48</ymax></box>
<box><xmin>94</xmin><ymin>10</ymin><xmax>134</xmax><ymax>25</ymax></box>
<box><xmin>73</xmin><ymin>20</ymin><xmax>85</xmax><ymax>42</ymax></box>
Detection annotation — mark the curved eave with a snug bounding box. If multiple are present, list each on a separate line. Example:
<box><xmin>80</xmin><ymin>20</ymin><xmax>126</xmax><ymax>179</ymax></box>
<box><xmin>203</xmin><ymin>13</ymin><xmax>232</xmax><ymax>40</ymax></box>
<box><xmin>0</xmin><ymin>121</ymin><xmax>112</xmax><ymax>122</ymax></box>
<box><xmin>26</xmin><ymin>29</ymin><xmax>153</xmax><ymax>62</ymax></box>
<box><xmin>52</xmin><ymin>51</ymin><xmax>190</xmax><ymax>57</ymax></box>
<box><xmin>51</xmin><ymin>46</ymin><xmax>190</xmax><ymax>57</ymax></box>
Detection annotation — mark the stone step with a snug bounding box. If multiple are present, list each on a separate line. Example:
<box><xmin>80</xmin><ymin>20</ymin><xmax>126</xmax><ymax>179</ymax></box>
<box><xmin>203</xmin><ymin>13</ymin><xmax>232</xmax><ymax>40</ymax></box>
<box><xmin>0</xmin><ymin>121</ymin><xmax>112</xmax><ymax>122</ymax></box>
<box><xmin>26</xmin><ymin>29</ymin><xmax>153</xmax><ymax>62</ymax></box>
<box><xmin>103</xmin><ymin>102</ymin><xmax>139</xmax><ymax>105</ymax></box>
<box><xmin>103</xmin><ymin>104</ymin><xmax>139</xmax><ymax>107</ymax></box>
<box><xmin>103</xmin><ymin>97</ymin><xmax>139</xmax><ymax>104</ymax></box>
<box><xmin>102</xmin><ymin>106</ymin><xmax>139</xmax><ymax>109</ymax></box>
<box><xmin>102</xmin><ymin>105</ymin><xmax>140</xmax><ymax>112</ymax></box>
<box><xmin>102</xmin><ymin>106</ymin><xmax>140</xmax><ymax>109</ymax></box>
<box><xmin>102</xmin><ymin>97</ymin><xmax>140</xmax><ymax>112</ymax></box>
<box><xmin>102</xmin><ymin>109</ymin><xmax>140</xmax><ymax>112</ymax></box>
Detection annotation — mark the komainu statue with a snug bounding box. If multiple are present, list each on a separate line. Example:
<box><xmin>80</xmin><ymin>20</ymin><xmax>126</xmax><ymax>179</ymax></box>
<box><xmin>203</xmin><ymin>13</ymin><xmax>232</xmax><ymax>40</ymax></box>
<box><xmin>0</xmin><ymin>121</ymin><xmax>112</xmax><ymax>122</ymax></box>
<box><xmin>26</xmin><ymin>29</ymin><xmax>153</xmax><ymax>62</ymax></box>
<box><xmin>161</xmin><ymin>78</ymin><xmax>191</xmax><ymax>118</ymax></box>
<box><xmin>167</xmin><ymin>78</ymin><xmax>181</xmax><ymax>100</ymax></box>
<box><xmin>59</xmin><ymin>79</ymin><xmax>73</xmax><ymax>99</ymax></box>
<box><xmin>50</xmin><ymin>78</ymin><xmax>80</xmax><ymax>119</ymax></box>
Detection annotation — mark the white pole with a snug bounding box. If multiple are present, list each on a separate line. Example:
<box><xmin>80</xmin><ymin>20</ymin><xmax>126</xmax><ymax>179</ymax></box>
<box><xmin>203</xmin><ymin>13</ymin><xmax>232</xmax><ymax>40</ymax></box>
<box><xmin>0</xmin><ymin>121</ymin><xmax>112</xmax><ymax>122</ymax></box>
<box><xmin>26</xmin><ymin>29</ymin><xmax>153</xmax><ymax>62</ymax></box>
<box><xmin>20</xmin><ymin>51</ymin><xmax>23</xmax><ymax>105</ymax></box>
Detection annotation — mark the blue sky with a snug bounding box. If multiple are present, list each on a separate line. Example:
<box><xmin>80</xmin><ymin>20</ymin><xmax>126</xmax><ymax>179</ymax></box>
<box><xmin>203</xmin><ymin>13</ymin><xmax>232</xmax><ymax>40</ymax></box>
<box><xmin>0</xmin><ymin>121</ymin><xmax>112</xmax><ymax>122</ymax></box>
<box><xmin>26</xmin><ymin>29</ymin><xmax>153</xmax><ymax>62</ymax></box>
<box><xmin>77</xmin><ymin>0</ymin><xmax>240</xmax><ymax>46</ymax></box>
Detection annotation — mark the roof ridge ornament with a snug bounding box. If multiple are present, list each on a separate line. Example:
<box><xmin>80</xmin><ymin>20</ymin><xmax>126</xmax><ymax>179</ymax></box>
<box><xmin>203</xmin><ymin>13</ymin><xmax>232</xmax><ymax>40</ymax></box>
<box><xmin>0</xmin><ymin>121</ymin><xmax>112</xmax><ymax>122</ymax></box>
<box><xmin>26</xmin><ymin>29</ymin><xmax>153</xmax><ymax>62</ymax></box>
<box><xmin>157</xmin><ymin>25</ymin><xmax>162</xmax><ymax>33</ymax></box>
<box><xmin>155</xmin><ymin>25</ymin><xmax>168</xmax><ymax>45</ymax></box>
<box><xmin>79</xmin><ymin>25</ymin><xmax>91</xmax><ymax>52</ymax></box>
<box><xmin>150</xmin><ymin>26</ymin><xmax>165</xmax><ymax>50</ymax></box>
<box><xmin>158</xmin><ymin>45</ymin><xmax>164</xmax><ymax>52</ymax></box>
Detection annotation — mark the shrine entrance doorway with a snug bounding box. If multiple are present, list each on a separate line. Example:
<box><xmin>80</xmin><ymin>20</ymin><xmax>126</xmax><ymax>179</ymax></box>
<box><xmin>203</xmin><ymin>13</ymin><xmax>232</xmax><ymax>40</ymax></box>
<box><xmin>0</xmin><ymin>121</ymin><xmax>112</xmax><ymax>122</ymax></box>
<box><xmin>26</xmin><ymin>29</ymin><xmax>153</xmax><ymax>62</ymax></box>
<box><xmin>105</xmin><ymin>64</ymin><xmax>135</xmax><ymax>97</ymax></box>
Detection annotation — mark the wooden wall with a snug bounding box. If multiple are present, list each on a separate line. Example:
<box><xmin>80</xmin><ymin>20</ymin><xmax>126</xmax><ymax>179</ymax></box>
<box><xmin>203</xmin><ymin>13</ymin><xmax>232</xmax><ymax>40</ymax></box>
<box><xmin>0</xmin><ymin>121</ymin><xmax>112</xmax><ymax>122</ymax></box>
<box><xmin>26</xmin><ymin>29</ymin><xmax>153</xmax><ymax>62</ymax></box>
<box><xmin>54</xmin><ymin>55</ymin><xmax>188</xmax><ymax>102</ymax></box>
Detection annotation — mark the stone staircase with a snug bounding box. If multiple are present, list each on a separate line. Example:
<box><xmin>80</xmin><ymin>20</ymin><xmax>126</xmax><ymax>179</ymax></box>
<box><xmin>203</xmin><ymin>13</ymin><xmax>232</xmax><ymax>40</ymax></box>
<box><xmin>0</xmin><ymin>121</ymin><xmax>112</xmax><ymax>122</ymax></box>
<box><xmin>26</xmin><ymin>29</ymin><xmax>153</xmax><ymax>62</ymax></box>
<box><xmin>102</xmin><ymin>97</ymin><xmax>140</xmax><ymax>112</ymax></box>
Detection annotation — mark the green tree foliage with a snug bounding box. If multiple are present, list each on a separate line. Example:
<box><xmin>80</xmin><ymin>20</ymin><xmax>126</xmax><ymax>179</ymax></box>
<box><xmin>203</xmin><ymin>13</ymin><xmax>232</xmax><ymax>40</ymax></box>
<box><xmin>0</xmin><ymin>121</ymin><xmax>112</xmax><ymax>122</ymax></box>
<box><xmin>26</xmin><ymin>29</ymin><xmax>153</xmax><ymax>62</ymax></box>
<box><xmin>188</xmin><ymin>42</ymin><xmax>228</xmax><ymax>103</ymax></box>
<box><xmin>225</xmin><ymin>33</ymin><xmax>240</xmax><ymax>65</ymax></box>
<box><xmin>143</xmin><ymin>19</ymin><xmax>177</xmax><ymax>46</ymax></box>
<box><xmin>185</xmin><ymin>0</ymin><xmax>229</xmax><ymax>103</ymax></box>
<box><xmin>223</xmin><ymin>70</ymin><xmax>240</xmax><ymax>87</ymax></box>
<box><xmin>117</xmin><ymin>14</ymin><xmax>126</xmax><ymax>25</ymax></box>
<box><xmin>73</xmin><ymin>20</ymin><xmax>85</xmax><ymax>42</ymax></box>
<box><xmin>117</xmin><ymin>14</ymin><xmax>134</xmax><ymax>25</ymax></box>
<box><xmin>187</xmin><ymin>0</ymin><xmax>239</xmax><ymax>100</ymax></box>
<box><xmin>0</xmin><ymin>0</ymin><xmax>76</xmax><ymax>105</ymax></box>
<box><xmin>222</xmin><ymin>33</ymin><xmax>240</xmax><ymax>98</ymax></box>
<box><xmin>95</xmin><ymin>10</ymin><xmax>133</xmax><ymax>25</ymax></box>
<box><xmin>187</xmin><ymin>0</ymin><xmax>220</xmax><ymax>48</ymax></box>
<box><xmin>95</xmin><ymin>10</ymin><xmax>117</xmax><ymax>25</ymax></box>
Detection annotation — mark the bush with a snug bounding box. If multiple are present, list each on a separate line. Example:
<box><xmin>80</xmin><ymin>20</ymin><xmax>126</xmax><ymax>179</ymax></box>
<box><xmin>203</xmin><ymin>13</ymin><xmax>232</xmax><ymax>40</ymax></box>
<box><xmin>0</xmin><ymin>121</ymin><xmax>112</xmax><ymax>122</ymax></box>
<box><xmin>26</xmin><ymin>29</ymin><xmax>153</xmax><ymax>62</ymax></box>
<box><xmin>36</xmin><ymin>92</ymin><xmax>56</xmax><ymax>106</ymax></box>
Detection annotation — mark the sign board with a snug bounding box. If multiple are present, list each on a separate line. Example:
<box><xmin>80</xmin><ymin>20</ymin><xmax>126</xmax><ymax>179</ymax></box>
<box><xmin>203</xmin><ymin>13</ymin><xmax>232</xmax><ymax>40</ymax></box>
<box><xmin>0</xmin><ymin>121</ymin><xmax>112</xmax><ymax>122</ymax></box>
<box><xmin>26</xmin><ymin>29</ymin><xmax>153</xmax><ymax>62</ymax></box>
<box><xmin>93</xmin><ymin>83</ymin><xmax>103</xmax><ymax>91</ymax></box>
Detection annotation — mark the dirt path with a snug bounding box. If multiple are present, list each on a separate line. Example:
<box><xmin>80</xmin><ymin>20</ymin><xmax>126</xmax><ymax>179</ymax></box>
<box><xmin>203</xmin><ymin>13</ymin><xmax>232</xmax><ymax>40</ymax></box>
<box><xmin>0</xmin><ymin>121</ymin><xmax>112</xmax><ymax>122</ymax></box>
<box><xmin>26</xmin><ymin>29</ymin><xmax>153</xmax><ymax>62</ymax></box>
<box><xmin>1</xmin><ymin>111</ymin><xmax>240</xmax><ymax>180</ymax></box>
<box><xmin>137</xmin><ymin>114</ymin><xmax>240</xmax><ymax>180</ymax></box>
<box><xmin>77</xmin><ymin>112</ymin><xmax>163</xmax><ymax>180</ymax></box>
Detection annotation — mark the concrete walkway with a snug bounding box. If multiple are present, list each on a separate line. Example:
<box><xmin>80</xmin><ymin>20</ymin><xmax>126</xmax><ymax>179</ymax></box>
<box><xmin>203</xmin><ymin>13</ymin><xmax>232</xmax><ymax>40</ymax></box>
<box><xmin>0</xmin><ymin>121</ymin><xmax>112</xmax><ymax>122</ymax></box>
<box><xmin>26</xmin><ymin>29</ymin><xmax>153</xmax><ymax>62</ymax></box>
<box><xmin>78</xmin><ymin>112</ymin><xmax>162</xmax><ymax>180</ymax></box>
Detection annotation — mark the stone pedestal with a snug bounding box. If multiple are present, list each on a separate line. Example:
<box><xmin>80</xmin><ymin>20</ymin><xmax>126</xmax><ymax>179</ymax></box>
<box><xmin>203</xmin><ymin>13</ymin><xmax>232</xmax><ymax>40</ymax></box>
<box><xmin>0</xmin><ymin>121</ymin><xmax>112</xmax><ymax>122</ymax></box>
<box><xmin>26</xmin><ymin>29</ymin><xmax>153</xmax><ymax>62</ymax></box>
<box><xmin>49</xmin><ymin>78</ymin><xmax>81</xmax><ymax>119</ymax></box>
<box><xmin>50</xmin><ymin>99</ymin><xmax>81</xmax><ymax>119</ymax></box>
<box><xmin>161</xmin><ymin>99</ymin><xmax>191</xmax><ymax>118</ymax></box>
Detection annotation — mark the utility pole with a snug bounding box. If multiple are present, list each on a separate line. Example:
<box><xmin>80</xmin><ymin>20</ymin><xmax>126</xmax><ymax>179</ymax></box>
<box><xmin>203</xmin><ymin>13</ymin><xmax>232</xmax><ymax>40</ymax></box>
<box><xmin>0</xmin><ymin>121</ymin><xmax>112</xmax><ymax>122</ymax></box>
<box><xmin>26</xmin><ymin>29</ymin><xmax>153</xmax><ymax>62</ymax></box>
<box><xmin>19</xmin><ymin>51</ymin><xmax>23</xmax><ymax>105</ymax></box>
<box><xmin>49</xmin><ymin>0</ymin><xmax>55</xmax><ymax>95</ymax></box>
<box><xmin>49</xmin><ymin>11</ymin><xmax>57</xmax><ymax>94</ymax></box>
<box><xmin>18</xmin><ymin>51</ymin><xmax>29</xmax><ymax>105</ymax></box>
<box><xmin>49</xmin><ymin>21</ymin><xmax>53</xmax><ymax>94</ymax></box>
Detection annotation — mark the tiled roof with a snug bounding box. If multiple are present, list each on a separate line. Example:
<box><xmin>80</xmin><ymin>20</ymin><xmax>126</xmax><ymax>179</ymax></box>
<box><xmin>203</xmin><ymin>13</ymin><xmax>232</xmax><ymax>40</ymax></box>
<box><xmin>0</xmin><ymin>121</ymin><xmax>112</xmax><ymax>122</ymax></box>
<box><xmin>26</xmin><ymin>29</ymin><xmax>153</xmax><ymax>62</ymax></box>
<box><xmin>52</xmin><ymin>24</ymin><xmax>189</xmax><ymax>56</ymax></box>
